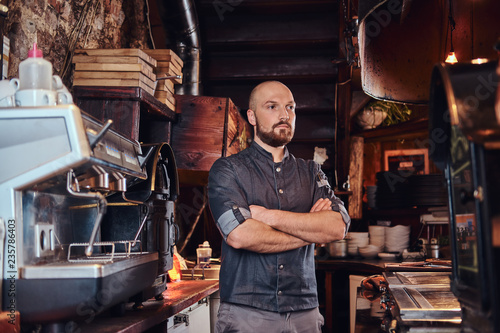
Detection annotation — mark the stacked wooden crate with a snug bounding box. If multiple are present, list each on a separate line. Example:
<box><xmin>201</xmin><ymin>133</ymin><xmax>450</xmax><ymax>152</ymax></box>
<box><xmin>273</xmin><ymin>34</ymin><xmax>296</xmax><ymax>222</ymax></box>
<box><xmin>72</xmin><ymin>49</ymin><xmax>157</xmax><ymax>95</ymax></box>
<box><xmin>142</xmin><ymin>49</ymin><xmax>183</xmax><ymax>112</ymax></box>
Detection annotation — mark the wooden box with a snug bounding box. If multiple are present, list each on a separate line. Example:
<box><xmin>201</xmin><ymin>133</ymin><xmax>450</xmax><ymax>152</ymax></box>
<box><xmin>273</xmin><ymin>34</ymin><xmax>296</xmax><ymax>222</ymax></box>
<box><xmin>172</xmin><ymin>95</ymin><xmax>252</xmax><ymax>182</ymax></box>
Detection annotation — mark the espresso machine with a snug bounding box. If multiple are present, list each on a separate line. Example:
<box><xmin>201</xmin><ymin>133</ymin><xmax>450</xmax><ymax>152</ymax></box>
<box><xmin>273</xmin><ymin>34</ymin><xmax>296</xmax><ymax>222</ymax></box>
<box><xmin>429</xmin><ymin>59</ymin><xmax>500</xmax><ymax>333</ymax></box>
<box><xmin>0</xmin><ymin>104</ymin><xmax>177</xmax><ymax>328</ymax></box>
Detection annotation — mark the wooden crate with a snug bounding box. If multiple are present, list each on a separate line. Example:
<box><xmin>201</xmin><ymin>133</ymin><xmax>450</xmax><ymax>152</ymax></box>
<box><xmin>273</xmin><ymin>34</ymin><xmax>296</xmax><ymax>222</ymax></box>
<box><xmin>72</xmin><ymin>49</ymin><xmax>158</xmax><ymax>95</ymax></box>
<box><xmin>171</xmin><ymin>95</ymin><xmax>252</xmax><ymax>181</ymax></box>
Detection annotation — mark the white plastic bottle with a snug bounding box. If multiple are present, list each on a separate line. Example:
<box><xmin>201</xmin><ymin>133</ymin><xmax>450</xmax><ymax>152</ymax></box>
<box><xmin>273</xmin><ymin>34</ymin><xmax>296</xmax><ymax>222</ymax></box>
<box><xmin>18</xmin><ymin>43</ymin><xmax>52</xmax><ymax>91</ymax></box>
<box><xmin>196</xmin><ymin>241</ymin><xmax>212</xmax><ymax>268</ymax></box>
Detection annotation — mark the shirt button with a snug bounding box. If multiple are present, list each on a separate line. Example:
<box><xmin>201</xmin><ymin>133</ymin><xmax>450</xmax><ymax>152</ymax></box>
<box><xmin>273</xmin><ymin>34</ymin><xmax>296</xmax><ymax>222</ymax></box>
<box><xmin>279</xmin><ymin>264</ymin><xmax>284</xmax><ymax>270</ymax></box>
<box><xmin>276</xmin><ymin>167</ymin><xmax>281</xmax><ymax>172</ymax></box>
<box><xmin>279</xmin><ymin>189</ymin><xmax>284</xmax><ymax>194</ymax></box>
<box><xmin>232</xmin><ymin>205</ymin><xmax>238</xmax><ymax>210</ymax></box>
<box><xmin>278</xmin><ymin>291</ymin><xmax>283</xmax><ymax>296</ymax></box>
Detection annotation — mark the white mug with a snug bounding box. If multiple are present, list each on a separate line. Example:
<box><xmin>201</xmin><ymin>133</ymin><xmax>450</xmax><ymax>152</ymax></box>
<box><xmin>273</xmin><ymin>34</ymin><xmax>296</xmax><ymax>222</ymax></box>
<box><xmin>0</xmin><ymin>95</ymin><xmax>15</xmax><ymax>107</ymax></box>
<box><xmin>0</xmin><ymin>79</ymin><xmax>18</xmax><ymax>107</ymax></box>
<box><xmin>52</xmin><ymin>75</ymin><xmax>63</xmax><ymax>90</ymax></box>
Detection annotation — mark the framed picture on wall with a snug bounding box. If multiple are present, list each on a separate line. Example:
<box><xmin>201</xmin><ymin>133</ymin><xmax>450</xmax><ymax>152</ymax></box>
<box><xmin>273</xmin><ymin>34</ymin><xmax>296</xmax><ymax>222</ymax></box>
<box><xmin>384</xmin><ymin>148</ymin><xmax>429</xmax><ymax>175</ymax></box>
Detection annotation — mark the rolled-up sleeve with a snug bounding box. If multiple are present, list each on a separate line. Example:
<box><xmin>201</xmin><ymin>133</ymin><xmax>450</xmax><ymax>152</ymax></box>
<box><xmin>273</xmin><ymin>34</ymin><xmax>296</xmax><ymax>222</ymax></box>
<box><xmin>208</xmin><ymin>158</ymin><xmax>251</xmax><ymax>240</ymax></box>
<box><xmin>312</xmin><ymin>163</ymin><xmax>351</xmax><ymax>235</ymax></box>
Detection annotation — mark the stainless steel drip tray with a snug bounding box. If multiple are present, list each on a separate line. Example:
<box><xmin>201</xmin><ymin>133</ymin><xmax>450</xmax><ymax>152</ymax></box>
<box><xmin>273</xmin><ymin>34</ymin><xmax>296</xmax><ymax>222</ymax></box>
<box><xmin>390</xmin><ymin>285</ymin><xmax>462</xmax><ymax>322</ymax></box>
<box><xmin>20</xmin><ymin>252</ymin><xmax>158</xmax><ymax>279</ymax></box>
<box><xmin>8</xmin><ymin>252</ymin><xmax>159</xmax><ymax>324</ymax></box>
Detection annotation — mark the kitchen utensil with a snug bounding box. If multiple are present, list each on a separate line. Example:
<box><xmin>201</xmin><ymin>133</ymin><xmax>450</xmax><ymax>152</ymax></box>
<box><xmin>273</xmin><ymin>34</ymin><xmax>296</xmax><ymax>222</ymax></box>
<box><xmin>327</xmin><ymin>240</ymin><xmax>347</xmax><ymax>258</ymax></box>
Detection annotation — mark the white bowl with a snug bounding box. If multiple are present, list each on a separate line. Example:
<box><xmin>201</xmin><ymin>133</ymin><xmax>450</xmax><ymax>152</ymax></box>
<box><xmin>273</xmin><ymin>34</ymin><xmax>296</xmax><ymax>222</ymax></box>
<box><xmin>347</xmin><ymin>232</ymin><xmax>369</xmax><ymax>239</ymax></box>
<box><xmin>358</xmin><ymin>245</ymin><xmax>381</xmax><ymax>259</ymax></box>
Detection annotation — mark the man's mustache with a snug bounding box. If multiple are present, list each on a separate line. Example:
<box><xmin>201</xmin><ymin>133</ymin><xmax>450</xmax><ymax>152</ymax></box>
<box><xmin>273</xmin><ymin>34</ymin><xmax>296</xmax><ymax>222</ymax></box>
<box><xmin>273</xmin><ymin>121</ymin><xmax>291</xmax><ymax>129</ymax></box>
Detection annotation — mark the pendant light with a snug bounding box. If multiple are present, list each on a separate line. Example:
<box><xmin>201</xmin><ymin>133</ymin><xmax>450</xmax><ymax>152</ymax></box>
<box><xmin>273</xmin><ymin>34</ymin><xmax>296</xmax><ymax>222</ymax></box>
<box><xmin>445</xmin><ymin>0</ymin><xmax>458</xmax><ymax>64</ymax></box>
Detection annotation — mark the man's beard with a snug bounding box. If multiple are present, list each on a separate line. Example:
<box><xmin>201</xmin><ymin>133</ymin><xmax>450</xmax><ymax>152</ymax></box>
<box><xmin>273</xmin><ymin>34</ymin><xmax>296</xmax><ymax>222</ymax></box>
<box><xmin>256</xmin><ymin>120</ymin><xmax>294</xmax><ymax>147</ymax></box>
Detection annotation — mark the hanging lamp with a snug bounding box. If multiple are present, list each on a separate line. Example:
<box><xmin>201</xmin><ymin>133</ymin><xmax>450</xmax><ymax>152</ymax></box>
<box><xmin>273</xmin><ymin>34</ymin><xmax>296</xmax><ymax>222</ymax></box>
<box><xmin>445</xmin><ymin>0</ymin><xmax>458</xmax><ymax>64</ymax></box>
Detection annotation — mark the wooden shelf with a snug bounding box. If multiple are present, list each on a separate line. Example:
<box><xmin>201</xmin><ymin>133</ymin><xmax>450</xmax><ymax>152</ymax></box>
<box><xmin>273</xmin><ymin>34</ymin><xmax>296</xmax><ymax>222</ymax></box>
<box><xmin>365</xmin><ymin>206</ymin><xmax>433</xmax><ymax>217</ymax></box>
<box><xmin>73</xmin><ymin>86</ymin><xmax>176</xmax><ymax>143</ymax></box>
<box><xmin>334</xmin><ymin>190</ymin><xmax>352</xmax><ymax>196</ymax></box>
<box><xmin>352</xmin><ymin>118</ymin><xmax>429</xmax><ymax>143</ymax></box>
<box><xmin>73</xmin><ymin>86</ymin><xmax>176</xmax><ymax>120</ymax></box>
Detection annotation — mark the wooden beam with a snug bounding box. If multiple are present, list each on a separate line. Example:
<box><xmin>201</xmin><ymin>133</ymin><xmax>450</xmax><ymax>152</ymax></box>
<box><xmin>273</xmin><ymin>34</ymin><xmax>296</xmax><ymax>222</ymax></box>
<box><xmin>204</xmin><ymin>55</ymin><xmax>339</xmax><ymax>81</ymax></box>
<box><xmin>348</xmin><ymin>136</ymin><xmax>364</xmax><ymax>219</ymax></box>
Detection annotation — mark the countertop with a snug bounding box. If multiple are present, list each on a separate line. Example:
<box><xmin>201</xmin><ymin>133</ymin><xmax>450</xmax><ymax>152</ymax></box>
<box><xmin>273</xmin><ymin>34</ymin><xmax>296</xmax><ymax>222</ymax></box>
<box><xmin>77</xmin><ymin>279</ymin><xmax>219</xmax><ymax>333</ymax></box>
<box><xmin>316</xmin><ymin>256</ymin><xmax>452</xmax><ymax>273</ymax></box>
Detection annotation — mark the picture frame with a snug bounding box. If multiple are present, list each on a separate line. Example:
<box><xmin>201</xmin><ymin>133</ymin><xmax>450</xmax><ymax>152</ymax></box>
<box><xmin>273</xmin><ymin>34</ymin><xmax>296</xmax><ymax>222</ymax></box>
<box><xmin>384</xmin><ymin>148</ymin><xmax>429</xmax><ymax>175</ymax></box>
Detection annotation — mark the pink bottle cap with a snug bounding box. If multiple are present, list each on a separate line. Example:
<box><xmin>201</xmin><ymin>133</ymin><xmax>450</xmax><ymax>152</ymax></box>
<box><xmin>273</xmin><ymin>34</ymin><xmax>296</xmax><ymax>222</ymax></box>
<box><xmin>28</xmin><ymin>43</ymin><xmax>43</xmax><ymax>58</ymax></box>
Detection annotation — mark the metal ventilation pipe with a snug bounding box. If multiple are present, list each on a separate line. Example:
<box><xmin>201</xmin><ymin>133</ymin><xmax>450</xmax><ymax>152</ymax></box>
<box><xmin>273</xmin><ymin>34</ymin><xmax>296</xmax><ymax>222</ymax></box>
<box><xmin>155</xmin><ymin>0</ymin><xmax>201</xmax><ymax>96</ymax></box>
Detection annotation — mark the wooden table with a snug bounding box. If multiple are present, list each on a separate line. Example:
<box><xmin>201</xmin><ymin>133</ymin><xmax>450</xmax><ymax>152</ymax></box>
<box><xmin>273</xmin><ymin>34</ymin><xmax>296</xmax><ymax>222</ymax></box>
<box><xmin>77</xmin><ymin>279</ymin><xmax>219</xmax><ymax>333</ymax></box>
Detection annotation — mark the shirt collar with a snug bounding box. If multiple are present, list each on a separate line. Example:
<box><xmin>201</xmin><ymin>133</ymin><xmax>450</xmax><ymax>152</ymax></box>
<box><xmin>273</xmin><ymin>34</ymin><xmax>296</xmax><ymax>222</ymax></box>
<box><xmin>250</xmin><ymin>141</ymin><xmax>290</xmax><ymax>163</ymax></box>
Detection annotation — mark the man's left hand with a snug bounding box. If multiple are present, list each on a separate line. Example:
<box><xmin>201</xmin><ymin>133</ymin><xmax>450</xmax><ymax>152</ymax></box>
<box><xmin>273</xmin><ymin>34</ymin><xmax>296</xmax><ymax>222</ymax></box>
<box><xmin>310</xmin><ymin>198</ymin><xmax>332</xmax><ymax>212</ymax></box>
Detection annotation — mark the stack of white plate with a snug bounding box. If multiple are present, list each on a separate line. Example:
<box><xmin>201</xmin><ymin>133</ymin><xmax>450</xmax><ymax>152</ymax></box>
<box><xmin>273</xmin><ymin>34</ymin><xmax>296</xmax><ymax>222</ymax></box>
<box><xmin>368</xmin><ymin>225</ymin><xmax>386</xmax><ymax>249</ymax></box>
<box><xmin>347</xmin><ymin>232</ymin><xmax>369</xmax><ymax>256</ymax></box>
<box><xmin>366</xmin><ymin>186</ymin><xmax>377</xmax><ymax>209</ymax></box>
<box><xmin>385</xmin><ymin>225</ymin><xmax>411</xmax><ymax>253</ymax></box>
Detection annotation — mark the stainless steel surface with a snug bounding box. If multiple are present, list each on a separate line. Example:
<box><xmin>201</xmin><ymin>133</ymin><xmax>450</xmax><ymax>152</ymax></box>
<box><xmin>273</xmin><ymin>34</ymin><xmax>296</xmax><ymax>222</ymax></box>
<box><xmin>21</xmin><ymin>252</ymin><xmax>158</xmax><ymax>279</ymax></box>
<box><xmin>384</xmin><ymin>271</ymin><xmax>451</xmax><ymax>287</ymax></box>
<box><xmin>66</xmin><ymin>170</ymin><xmax>107</xmax><ymax>256</ymax></box>
<box><xmin>385</xmin><ymin>271</ymin><xmax>461</xmax><ymax>324</ymax></box>
<box><xmin>390</xmin><ymin>285</ymin><xmax>461</xmax><ymax>322</ymax></box>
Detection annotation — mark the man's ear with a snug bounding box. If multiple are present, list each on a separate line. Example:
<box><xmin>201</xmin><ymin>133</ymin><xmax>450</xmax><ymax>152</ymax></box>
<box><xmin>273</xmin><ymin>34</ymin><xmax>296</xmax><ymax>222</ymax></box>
<box><xmin>247</xmin><ymin>109</ymin><xmax>256</xmax><ymax>126</ymax></box>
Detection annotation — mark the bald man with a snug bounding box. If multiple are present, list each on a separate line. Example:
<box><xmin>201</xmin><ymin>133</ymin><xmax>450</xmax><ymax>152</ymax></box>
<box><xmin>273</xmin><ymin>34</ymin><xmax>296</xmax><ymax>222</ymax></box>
<box><xmin>208</xmin><ymin>81</ymin><xmax>350</xmax><ymax>333</ymax></box>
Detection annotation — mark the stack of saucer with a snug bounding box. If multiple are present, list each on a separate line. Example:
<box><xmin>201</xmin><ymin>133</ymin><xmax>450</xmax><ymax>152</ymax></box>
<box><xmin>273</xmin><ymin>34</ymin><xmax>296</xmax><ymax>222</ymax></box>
<box><xmin>347</xmin><ymin>232</ymin><xmax>369</xmax><ymax>256</ymax></box>
<box><xmin>368</xmin><ymin>225</ymin><xmax>386</xmax><ymax>249</ymax></box>
<box><xmin>385</xmin><ymin>225</ymin><xmax>411</xmax><ymax>253</ymax></box>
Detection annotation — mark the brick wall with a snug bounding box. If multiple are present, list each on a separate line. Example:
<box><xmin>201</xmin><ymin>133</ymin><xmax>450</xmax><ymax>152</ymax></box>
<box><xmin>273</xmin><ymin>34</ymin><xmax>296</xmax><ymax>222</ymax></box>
<box><xmin>4</xmin><ymin>0</ymin><xmax>151</xmax><ymax>88</ymax></box>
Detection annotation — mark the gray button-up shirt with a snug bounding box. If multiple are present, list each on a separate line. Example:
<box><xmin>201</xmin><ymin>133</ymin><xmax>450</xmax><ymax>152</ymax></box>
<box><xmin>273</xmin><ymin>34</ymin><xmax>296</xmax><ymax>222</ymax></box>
<box><xmin>208</xmin><ymin>142</ymin><xmax>350</xmax><ymax>313</ymax></box>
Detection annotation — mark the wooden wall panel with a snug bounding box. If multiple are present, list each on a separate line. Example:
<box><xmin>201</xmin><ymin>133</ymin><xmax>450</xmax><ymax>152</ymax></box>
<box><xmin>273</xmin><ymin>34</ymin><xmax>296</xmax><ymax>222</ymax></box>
<box><xmin>205</xmin><ymin>55</ymin><xmax>339</xmax><ymax>82</ymax></box>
